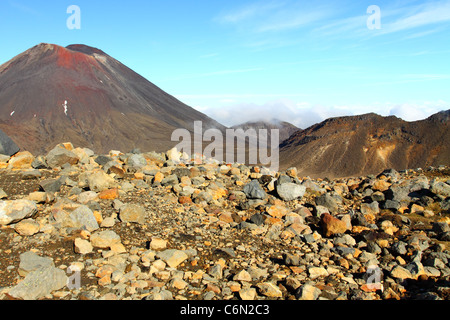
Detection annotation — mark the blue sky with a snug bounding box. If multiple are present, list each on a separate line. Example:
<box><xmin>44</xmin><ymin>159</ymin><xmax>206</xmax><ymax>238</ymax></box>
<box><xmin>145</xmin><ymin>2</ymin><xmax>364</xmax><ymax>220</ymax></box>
<box><xmin>1</xmin><ymin>0</ymin><xmax>450</xmax><ymax>128</ymax></box>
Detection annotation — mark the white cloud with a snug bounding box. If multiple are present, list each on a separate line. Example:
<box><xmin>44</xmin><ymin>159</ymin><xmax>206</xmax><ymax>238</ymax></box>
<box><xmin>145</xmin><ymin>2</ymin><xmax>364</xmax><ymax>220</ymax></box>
<box><xmin>311</xmin><ymin>1</ymin><xmax>450</xmax><ymax>40</ymax></box>
<box><xmin>216</xmin><ymin>0</ymin><xmax>336</xmax><ymax>34</ymax></box>
<box><xmin>193</xmin><ymin>98</ymin><xmax>449</xmax><ymax>128</ymax></box>
<box><xmin>389</xmin><ymin>100</ymin><xmax>450</xmax><ymax>122</ymax></box>
<box><xmin>380</xmin><ymin>1</ymin><xmax>450</xmax><ymax>35</ymax></box>
<box><xmin>197</xmin><ymin>99</ymin><xmax>353</xmax><ymax>129</ymax></box>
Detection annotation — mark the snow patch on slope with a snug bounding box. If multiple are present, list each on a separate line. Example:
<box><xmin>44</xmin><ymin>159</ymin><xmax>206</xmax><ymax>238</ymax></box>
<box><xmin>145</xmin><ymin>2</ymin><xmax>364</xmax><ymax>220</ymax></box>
<box><xmin>63</xmin><ymin>100</ymin><xmax>68</xmax><ymax>116</ymax></box>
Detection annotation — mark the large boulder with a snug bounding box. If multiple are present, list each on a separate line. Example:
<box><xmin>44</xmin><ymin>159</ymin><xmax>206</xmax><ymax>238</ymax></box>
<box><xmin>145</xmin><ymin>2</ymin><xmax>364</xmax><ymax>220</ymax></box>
<box><xmin>119</xmin><ymin>204</ymin><xmax>147</xmax><ymax>224</ymax></box>
<box><xmin>79</xmin><ymin>170</ymin><xmax>116</xmax><ymax>192</ymax></box>
<box><xmin>7</xmin><ymin>151</ymin><xmax>34</xmax><ymax>169</ymax></box>
<box><xmin>243</xmin><ymin>180</ymin><xmax>267</xmax><ymax>200</ymax></box>
<box><xmin>0</xmin><ymin>129</ymin><xmax>19</xmax><ymax>156</ymax></box>
<box><xmin>46</xmin><ymin>145</ymin><xmax>79</xmax><ymax>169</ymax></box>
<box><xmin>8</xmin><ymin>266</ymin><xmax>68</xmax><ymax>300</ymax></box>
<box><xmin>68</xmin><ymin>205</ymin><xmax>100</xmax><ymax>231</ymax></box>
<box><xmin>277</xmin><ymin>183</ymin><xmax>306</xmax><ymax>201</ymax></box>
<box><xmin>0</xmin><ymin>200</ymin><xmax>38</xmax><ymax>225</ymax></box>
<box><xmin>320</xmin><ymin>213</ymin><xmax>348</xmax><ymax>237</ymax></box>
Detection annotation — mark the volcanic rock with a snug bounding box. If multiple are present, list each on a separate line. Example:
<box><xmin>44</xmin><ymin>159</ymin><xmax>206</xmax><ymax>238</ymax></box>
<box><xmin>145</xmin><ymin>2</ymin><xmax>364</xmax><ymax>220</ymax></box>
<box><xmin>0</xmin><ymin>129</ymin><xmax>19</xmax><ymax>156</ymax></box>
<box><xmin>276</xmin><ymin>183</ymin><xmax>306</xmax><ymax>201</ymax></box>
<box><xmin>8</xmin><ymin>265</ymin><xmax>68</xmax><ymax>300</ymax></box>
<box><xmin>0</xmin><ymin>200</ymin><xmax>37</xmax><ymax>225</ymax></box>
<box><xmin>243</xmin><ymin>180</ymin><xmax>267</xmax><ymax>200</ymax></box>
<box><xmin>0</xmin><ymin>142</ymin><xmax>449</xmax><ymax>302</ymax></box>
<box><xmin>320</xmin><ymin>213</ymin><xmax>348</xmax><ymax>237</ymax></box>
<box><xmin>46</xmin><ymin>145</ymin><xmax>79</xmax><ymax>169</ymax></box>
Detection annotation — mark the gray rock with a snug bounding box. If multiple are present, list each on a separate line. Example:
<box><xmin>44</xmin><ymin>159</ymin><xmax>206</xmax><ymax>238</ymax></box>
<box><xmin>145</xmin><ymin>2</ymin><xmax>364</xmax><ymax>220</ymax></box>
<box><xmin>81</xmin><ymin>170</ymin><xmax>116</xmax><ymax>192</ymax></box>
<box><xmin>215</xmin><ymin>247</ymin><xmax>236</xmax><ymax>258</ymax></box>
<box><xmin>379</xmin><ymin>168</ymin><xmax>400</xmax><ymax>180</ymax></box>
<box><xmin>390</xmin><ymin>265</ymin><xmax>413</xmax><ymax>280</ymax></box>
<box><xmin>371</xmin><ymin>191</ymin><xmax>385</xmax><ymax>202</ymax></box>
<box><xmin>194</xmin><ymin>192</ymin><xmax>214</xmax><ymax>205</ymax></box>
<box><xmin>119</xmin><ymin>204</ymin><xmax>146</xmax><ymax>224</ymax></box>
<box><xmin>172</xmin><ymin>168</ymin><xmax>191</xmax><ymax>178</ymax></box>
<box><xmin>334</xmin><ymin>234</ymin><xmax>356</xmax><ymax>247</ymax></box>
<box><xmin>0</xmin><ymin>200</ymin><xmax>38</xmax><ymax>225</ymax></box>
<box><xmin>31</xmin><ymin>156</ymin><xmax>48</xmax><ymax>169</ymax></box>
<box><xmin>8</xmin><ymin>266</ymin><xmax>68</xmax><ymax>300</ymax></box>
<box><xmin>0</xmin><ymin>129</ymin><xmax>19</xmax><ymax>156</ymax></box>
<box><xmin>276</xmin><ymin>183</ymin><xmax>306</xmax><ymax>201</ymax></box>
<box><xmin>161</xmin><ymin>174</ymin><xmax>179</xmax><ymax>186</ymax></box>
<box><xmin>90</xmin><ymin>230</ymin><xmax>122</xmax><ymax>249</ymax></box>
<box><xmin>277</xmin><ymin>174</ymin><xmax>292</xmax><ymax>185</ymax></box>
<box><xmin>39</xmin><ymin>178</ymin><xmax>63</xmax><ymax>193</ymax></box>
<box><xmin>431</xmin><ymin>181</ymin><xmax>450</xmax><ymax>197</ymax></box>
<box><xmin>69</xmin><ymin>205</ymin><xmax>100</xmax><ymax>231</ymax></box>
<box><xmin>46</xmin><ymin>146</ymin><xmax>79</xmax><ymax>169</ymax></box>
<box><xmin>361</xmin><ymin>201</ymin><xmax>380</xmax><ymax>215</ymax></box>
<box><xmin>145</xmin><ymin>151</ymin><xmax>166</xmax><ymax>163</ymax></box>
<box><xmin>385</xmin><ymin>185</ymin><xmax>410</xmax><ymax>202</ymax></box>
<box><xmin>208</xmin><ymin>264</ymin><xmax>223</xmax><ymax>279</ymax></box>
<box><xmin>295</xmin><ymin>284</ymin><xmax>322</xmax><ymax>300</ymax></box>
<box><xmin>283</xmin><ymin>253</ymin><xmax>301</xmax><ymax>266</ymax></box>
<box><xmin>366</xmin><ymin>241</ymin><xmax>382</xmax><ymax>254</ymax></box>
<box><xmin>18</xmin><ymin>251</ymin><xmax>55</xmax><ymax>277</ymax></box>
<box><xmin>95</xmin><ymin>155</ymin><xmax>113</xmax><ymax>167</ymax></box>
<box><xmin>382</xmin><ymin>200</ymin><xmax>401</xmax><ymax>210</ymax></box>
<box><xmin>440</xmin><ymin>199</ymin><xmax>450</xmax><ymax>211</ymax></box>
<box><xmin>432</xmin><ymin>222</ymin><xmax>450</xmax><ymax>234</ymax></box>
<box><xmin>391</xmin><ymin>241</ymin><xmax>407</xmax><ymax>256</ymax></box>
<box><xmin>439</xmin><ymin>232</ymin><xmax>450</xmax><ymax>241</ymax></box>
<box><xmin>156</xmin><ymin>249</ymin><xmax>188</xmax><ymax>268</ymax></box>
<box><xmin>249</xmin><ymin>213</ymin><xmax>265</xmax><ymax>226</ymax></box>
<box><xmin>145</xmin><ymin>289</ymin><xmax>173</xmax><ymax>300</ymax></box>
<box><xmin>315</xmin><ymin>193</ymin><xmax>341</xmax><ymax>212</ymax></box>
<box><xmin>243</xmin><ymin>180</ymin><xmax>267</xmax><ymax>200</ymax></box>
<box><xmin>302</xmin><ymin>179</ymin><xmax>325</xmax><ymax>192</ymax></box>
<box><xmin>126</xmin><ymin>154</ymin><xmax>147</xmax><ymax>170</ymax></box>
<box><xmin>333</xmin><ymin>246</ymin><xmax>355</xmax><ymax>257</ymax></box>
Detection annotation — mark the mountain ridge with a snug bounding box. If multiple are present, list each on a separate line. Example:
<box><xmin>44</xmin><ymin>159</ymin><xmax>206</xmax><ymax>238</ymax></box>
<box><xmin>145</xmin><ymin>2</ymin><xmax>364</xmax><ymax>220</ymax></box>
<box><xmin>280</xmin><ymin>110</ymin><xmax>450</xmax><ymax>178</ymax></box>
<box><xmin>0</xmin><ymin>43</ymin><xmax>225</xmax><ymax>155</ymax></box>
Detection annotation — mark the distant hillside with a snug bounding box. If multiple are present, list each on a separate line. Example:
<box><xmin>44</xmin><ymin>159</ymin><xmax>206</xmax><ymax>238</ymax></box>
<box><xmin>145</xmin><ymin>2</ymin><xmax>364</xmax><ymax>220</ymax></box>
<box><xmin>279</xmin><ymin>111</ymin><xmax>450</xmax><ymax>178</ymax></box>
<box><xmin>232</xmin><ymin>119</ymin><xmax>300</xmax><ymax>144</ymax></box>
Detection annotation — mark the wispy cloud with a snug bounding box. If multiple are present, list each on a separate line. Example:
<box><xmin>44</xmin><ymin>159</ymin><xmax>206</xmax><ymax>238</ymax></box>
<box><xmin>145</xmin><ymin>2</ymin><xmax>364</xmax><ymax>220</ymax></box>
<box><xmin>403</xmin><ymin>27</ymin><xmax>445</xmax><ymax>40</ymax></box>
<box><xmin>8</xmin><ymin>0</ymin><xmax>41</xmax><ymax>16</ymax></box>
<box><xmin>192</xmin><ymin>98</ymin><xmax>449</xmax><ymax>128</ymax></box>
<box><xmin>311</xmin><ymin>0</ymin><xmax>450</xmax><ymax>40</ymax></box>
<box><xmin>215</xmin><ymin>1</ymin><xmax>284</xmax><ymax>24</ymax></box>
<box><xmin>380</xmin><ymin>0</ymin><xmax>450</xmax><ymax>35</ymax></box>
<box><xmin>215</xmin><ymin>1</ymin><xmax>336</xmax><ymax>34</ymax></box>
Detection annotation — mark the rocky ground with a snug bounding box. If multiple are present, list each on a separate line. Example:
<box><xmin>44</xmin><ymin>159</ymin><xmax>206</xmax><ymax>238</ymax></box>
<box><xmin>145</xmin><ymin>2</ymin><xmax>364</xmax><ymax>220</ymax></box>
<box><xmin>0</xmin><ymin>143</ymin><xmax>449</xmax><ymax>301</ymax></box>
